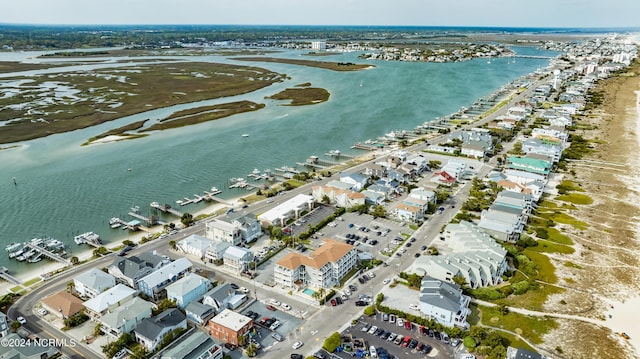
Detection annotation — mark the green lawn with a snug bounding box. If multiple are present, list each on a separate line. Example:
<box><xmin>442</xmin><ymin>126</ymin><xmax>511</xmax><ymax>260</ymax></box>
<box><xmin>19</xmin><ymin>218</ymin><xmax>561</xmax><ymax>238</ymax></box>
<box><xmin>555</xmin><ymin>193</ymin><xmax>593</xmax><ymax>205</ymax></box>
<box><xmin>546</xmin><ymin>227</ymin><xmax>573</xmax><ymax>245</ymax></box>
<box><xmin>524</xmin><ymin>249</ymin><xmax>558</xmax><ymax>283</ymax></box>
<box><xmin>478</xmin><ymin>305</ymin><xmax>558</xmax><ymax>344</ymax></box>
<box><xmin>530</xmin><ymin>239</ymin><xmax>575</xmax><ymax>255</ymax></box>
<box><xmin>23</xmin><ymin>277</ymin><xmax>41</xmax><ymax>286</ymax></box>
<box><xmin>564</xmin><ymin>261</ymin><xmax>583</xmax><ymax>269</ymax></box>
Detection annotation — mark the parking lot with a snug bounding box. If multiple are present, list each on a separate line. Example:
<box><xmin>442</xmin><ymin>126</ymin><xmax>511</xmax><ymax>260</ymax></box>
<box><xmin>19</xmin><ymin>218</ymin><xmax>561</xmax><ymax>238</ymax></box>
<box><xmin>318</xmin><ymin>211</ymin><xmax>414</xmax><ymax>258</ymax></box>
<box><xmin>334</xmin><ymin>314</ymin><xmax>460</xmax><ymax>359</ymax></box>
<box><xmin>239</xmin><ymin>301</ymin><xmax>304</xmax><ymax>352</ymax></box>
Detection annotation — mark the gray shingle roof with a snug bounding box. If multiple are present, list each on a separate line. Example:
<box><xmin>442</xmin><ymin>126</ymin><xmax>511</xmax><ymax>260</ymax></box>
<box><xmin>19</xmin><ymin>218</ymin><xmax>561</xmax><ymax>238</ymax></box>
<box><xmin>134</xmin><ymin>308</ymin><xmax>185</xmax><ymax>340</ymax></box>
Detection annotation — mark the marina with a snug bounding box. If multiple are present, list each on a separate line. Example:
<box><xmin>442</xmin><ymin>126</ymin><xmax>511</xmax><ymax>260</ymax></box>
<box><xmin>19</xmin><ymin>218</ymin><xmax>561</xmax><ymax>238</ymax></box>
<box><xmin>5</xmin><ymin>237</ymin><xmax>69</xmax><ymax>267</ymax></box>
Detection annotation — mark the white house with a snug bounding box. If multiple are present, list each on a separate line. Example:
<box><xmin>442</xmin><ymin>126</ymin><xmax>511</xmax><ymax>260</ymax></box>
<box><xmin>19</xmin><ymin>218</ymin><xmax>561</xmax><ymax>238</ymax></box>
<box><xmin>165</xmin><ymin>273</ymin><xmax>212</xmax><ymax>309</ymax></box>
<box><xmin>205</xmin><ymin>219</ymin><xmax>242</xmax><ymax>246</ymax></box>
<box><xmin>177</xmin><ymin>234</ymin><xmax>216</xmax><ymax>258</ymax></box>
<box><xmin>223</xmin><ymin>246</ymin><xmax>254</xmax><ymax>273</ymax></box>
<box><xmin>83</xmin><ymin>284</ymin><xmax>138</xmax><ymax>319</ymax></box>
<box><xmin>100</xmin><ymin>297</ymin><xmax>154</xmax><ymax>338</ymax></box>
<box><xmin>206</xmin><ymin>212</ymin><xmax>263</xmax><ymax>245</ymax></box>
<box><xmin>74</xmin><ymin>268</ymin><xmax>116</xmax><ymax>299</ymax></box>
<box><xmin>137</xmin><ymin>258</ymin><xmax>193</xmax><ymax>300</ymax></box>
<box><xmin>339</xmin><ymin>172</ymin><xmax>369</xmax><ymax>191</ymax></box>
<box><xmin>419</xmin><ymin>276</ymin><xmax>470</xmax><ymax>329</ymax></box>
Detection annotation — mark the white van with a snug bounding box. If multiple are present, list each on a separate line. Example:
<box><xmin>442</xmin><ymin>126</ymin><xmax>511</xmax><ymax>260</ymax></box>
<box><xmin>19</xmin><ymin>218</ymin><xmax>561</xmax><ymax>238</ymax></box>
<box><xmin>369</xmin><ymin>345</ymin><xmax>378</xmax><ymax>358</ymax></box>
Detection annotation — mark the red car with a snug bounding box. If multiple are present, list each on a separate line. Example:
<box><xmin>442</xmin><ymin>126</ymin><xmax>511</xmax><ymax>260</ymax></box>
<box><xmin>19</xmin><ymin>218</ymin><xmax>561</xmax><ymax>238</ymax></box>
<box><xmin>404</xmin><ymin>321</ymin><xmax>412</xmax><ymax>330</ymax></box>
<box><xmin>330</xmin><ymin>299</ymin><xmax>337</xmax><ymax>306</ymax></box>
<box><xmin>401</xmin><ymin>336</ymin><xmax>411</xmax><ymax>347</ymax></box>
<box><xmin>266</xmin><ymin>305</ymin><xmax>277</xmax><ymax>311</ymax></box>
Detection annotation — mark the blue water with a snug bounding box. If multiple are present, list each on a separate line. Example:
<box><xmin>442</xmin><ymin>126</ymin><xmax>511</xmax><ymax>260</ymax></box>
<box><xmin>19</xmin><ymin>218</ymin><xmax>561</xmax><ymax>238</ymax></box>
<box><xmin>0</xmin><ymin>46</ymin><xmax>554</xmax><ymax>274</ymax></box>
<box><xmin>302</xmin><ymin>288</ymin><xmax>316</xmax><ymax>296</ymax></box>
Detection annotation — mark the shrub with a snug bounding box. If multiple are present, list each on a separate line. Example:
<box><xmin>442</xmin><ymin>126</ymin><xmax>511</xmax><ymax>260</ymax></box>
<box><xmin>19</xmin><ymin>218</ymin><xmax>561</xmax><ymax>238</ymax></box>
<box><xmin>463</xmin><ymin>336</ymin><xmax>477</xmax><ymax>349</ymax></box>
<box><xmin>323</xmin><ymin>332</ymin><xmax>342</xmax><ymax>353</ymax></box>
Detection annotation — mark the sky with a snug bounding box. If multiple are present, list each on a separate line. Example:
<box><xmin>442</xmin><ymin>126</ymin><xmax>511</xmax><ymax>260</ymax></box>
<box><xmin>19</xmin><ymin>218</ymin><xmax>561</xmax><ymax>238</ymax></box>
<box><xmin>1</xmin><ymin>0</ymin><xmax>639</xmax><ymax>28</ymax></box>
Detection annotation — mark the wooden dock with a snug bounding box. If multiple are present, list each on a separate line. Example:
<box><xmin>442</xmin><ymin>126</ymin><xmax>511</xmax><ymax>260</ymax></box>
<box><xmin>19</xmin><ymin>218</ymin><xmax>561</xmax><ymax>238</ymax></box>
<box><xmin>0</xmin><ymin>267</ymin><xmax>21</xmax><ymax>284</ymax></box>
<box><xmin>127</xmin><ymin>211</ymin><xmax>159</xmax><ymax>226</ymax></box>
<box><xmin>203</xmin><ymin>193</ymin><xmax>233</xmax><ymax>205</ymax></box>
<box><xmin>351</xmin><ymin>142</ymin><xmax>379</xmax><ymax>151</ymax></box>
<box><xmin>22</xmin><ymin>242</ymin><xmax>72</xmax><ymax>266</ymax></box>
<box><xmin>151</xmin><ymin>202</ymin><xmax>183</xmax><ymax>217</ymax></box>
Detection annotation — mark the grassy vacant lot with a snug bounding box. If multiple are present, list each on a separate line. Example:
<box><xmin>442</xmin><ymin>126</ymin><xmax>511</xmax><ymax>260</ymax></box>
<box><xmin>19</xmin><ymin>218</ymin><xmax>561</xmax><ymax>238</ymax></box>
<box><xmin>267</xmin><ymin>87</ymin><xmax>330</xmax><ymax>106</ymax></box>
<box><xmin>477</xmin><ymin>305</ymin><xmax>558</xmax><ymax>344</ymax></box>
<box><xmin>233</xmin><ymin>56</ymin><xmax>373</xmax><ymax>71</ymax></box>
<box><xmin>0</xmin><ymin>62</ymin><xmax>285</xmax><ymax>144</ymax></box>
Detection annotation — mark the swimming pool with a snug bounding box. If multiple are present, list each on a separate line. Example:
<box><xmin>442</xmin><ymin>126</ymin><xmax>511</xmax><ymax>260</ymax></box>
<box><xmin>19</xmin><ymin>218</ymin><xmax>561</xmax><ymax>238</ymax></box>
<box><xmin>302</xmin><ymin>288</ymin><xmax>316</xmax><ymax>296</ymax></box>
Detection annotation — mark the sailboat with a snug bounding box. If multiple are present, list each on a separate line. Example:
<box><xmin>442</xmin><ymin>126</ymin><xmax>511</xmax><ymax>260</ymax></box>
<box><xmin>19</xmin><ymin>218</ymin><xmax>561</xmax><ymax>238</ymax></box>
<box><xmin>359</xmin><ymin>80</ymin><xmax>363</xmax><ymax>87</ymax></box>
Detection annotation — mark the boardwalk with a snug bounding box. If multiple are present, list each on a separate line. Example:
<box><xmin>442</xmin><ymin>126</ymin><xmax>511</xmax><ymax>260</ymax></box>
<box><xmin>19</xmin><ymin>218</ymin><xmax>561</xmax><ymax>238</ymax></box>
<box><xmin>0</xmin><ymin>267</ymin><xmax>21</xmax><ymax>284</ymax></box>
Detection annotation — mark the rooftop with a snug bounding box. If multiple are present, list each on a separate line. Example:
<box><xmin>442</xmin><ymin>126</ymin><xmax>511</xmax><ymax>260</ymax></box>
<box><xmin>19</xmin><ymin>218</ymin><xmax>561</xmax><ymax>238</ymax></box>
<box><xmin>276</xmin><ymin>238</ymin><xmax>354</xmax><ymax>270</ymax></box>
<box><xmin>210</xmin><ymin>308</ymin><xmax>252</xmax><ymax>331</ymax></box>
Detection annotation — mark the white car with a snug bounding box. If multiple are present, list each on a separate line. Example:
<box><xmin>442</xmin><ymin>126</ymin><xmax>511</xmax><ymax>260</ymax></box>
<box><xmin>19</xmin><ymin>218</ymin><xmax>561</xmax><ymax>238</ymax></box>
<box><xmin>383</xmin><ymin>278</ymin><xmax>391</xmax><ymax>285</ymax></box>
<box><xmin>368</xmin><ymin>272</ymin><xmax>376</xmax><ymax>278</ymax></box>
<box><xmin>238</xmin><ymin>287</ymin><xmax>250</xmax><ymax>293</ymax></box>
<box><xmin>270</xmin><ymin>299</ymin><xmax>281</xmax><ymax>306</ymax></box>
<box><xmin>344</xmin><ymin>289</ymin><xmax>351</xmax><ymax>296</ymax></box>
<box><xmin>37</xmin><ymin>308</ymin><xmax>48</xmax><ymax>315</ymax></box>
<box><xmin>292</xmin><ymin>341</ymin><xmax>304</xmax><ymax>349</ymax></box>
<box><xmin>281</xmin><ymin>303</ymin><xmax>292</xmax><ymax>311</ymax></box>
<box><xmin>270</xmin><ymin>320</ymin><xmax>281</xmax><ymax>330</ymax></box>
<box><xmin>409</xmin><ymin>304</ymin><xmax>419</xmax><ymax>310</ymax></box>
<box><xmin>397</xmin><ymin>318</ymin><xmax>404</xmax><ymax>327</ymax></box>
<box><xmin>16</xmin><ymin>316</ymin><xmax>26</xmax><ymax>325</ymax></box>
<box><xmin>368</xmin><ymin>325</ymin><xmax>378</xmax><ymax>335</ymax></box>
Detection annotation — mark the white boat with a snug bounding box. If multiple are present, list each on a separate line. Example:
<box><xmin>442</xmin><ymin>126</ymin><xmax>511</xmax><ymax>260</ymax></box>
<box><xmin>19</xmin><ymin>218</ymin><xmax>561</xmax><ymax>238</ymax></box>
<box><xmin>211</xmin><ymin>187</ymin><xmax>219</xmax><ymax>193</ymax></box>
<box><xmin>242</xmin><ymin>134</ymin><xmax>249</xmax><ymax>137</ymax></box>
<box><xmin>74</xmin><ymin>232</ymin><xmax>101</xmax><ymax>245</ymax></box>
<box><xmin>109</xmin><ymin>217</ymin><xmax>122</xmax><ymax>229</ymax></box>
<box><xmin>175</xmin><ymin>199</ymin><xmax>183</xmax><ymax>205</ymax></box>
<box><xmin>5</xmin><ymin>242</ymin><xmax>22</xmax><ymax>253</ymax></box>
<box><xmin>9</xmin><ymin>249</ymin><xmax>23</xmax><ymax>259</ymax></box>
<box><xmin>252</xmin><ymin>168</ymin><xmax>260</xmax><ymax>175</ymax></box>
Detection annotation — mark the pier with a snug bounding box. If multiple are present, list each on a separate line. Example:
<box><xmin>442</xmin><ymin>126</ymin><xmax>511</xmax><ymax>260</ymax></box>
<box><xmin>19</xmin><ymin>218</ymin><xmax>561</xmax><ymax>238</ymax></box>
<box><xmin>21</xmin><ymin>242</ymin><xmax>72</xmax><ymax>266</ymax></box>
<box><xmin>324</xmin><ymin>150</ymin><xmax>355</xmax><ymax>159</ymax></box>
<box><xmin>203</xmin><ymin>193</ymin><xmax>233</xmax><ymax>205</ymax></box>
<box><xmin>127</xmin><ymin>210</ymin><xmax>160</xmax><ymax>226</ymax></box>
<box><xmin>274</xmin><ymin>166</ymin><xmax>300</xmax><ymax>174</ymax></box>
<box><xmin>351</xmin><ymin>142</ymin><xmax>381</xmax><ymax>151</ymax></box>
<box><xmin>0</xmin><ymin>267</ymin><xmax>21</xmax><ymax>284</ymax></box>
<box><xmin>151</xmin><ymin>202</ymin><xmax>183</xmax><ymax>217</ymax></box>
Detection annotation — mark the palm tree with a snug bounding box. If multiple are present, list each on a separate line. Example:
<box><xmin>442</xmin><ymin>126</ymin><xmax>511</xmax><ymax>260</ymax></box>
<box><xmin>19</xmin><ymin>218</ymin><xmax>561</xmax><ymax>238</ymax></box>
<box><xmin>168</xmin><ymin>240</ymin><xmax>177</xmax><ymax>251</ymax></box>
<box><xmin>316</xmin><ymin>288</ymin><xmax>326</xmax><ymax>304</ymax></box>
<box><xmin>70</xmin><ymin>256</ymin><xmax>79</xmax><ymax>265</ymax></box>
<box><xmin>66</xmin><ymin>281</ymin><xmax>75</xmax><ymax>293</ymax></box>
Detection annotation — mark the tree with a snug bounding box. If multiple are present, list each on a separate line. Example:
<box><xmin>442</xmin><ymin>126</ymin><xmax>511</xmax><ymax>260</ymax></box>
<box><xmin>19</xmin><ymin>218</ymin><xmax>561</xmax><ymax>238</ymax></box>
<box><xmin>323</xmin><ymin>332</ymin><xmax>342</xmax><ymax>352</ymax></box>
<box><xmin>10</xmin><ymin>321</ymin><xmax>21</xmax><ymax>332</ymax></box>
<box><xmin>321</xmin><ymin>194</ymin><xmax>331</xmax><ymax>204</ymax></box>
<box><xmin>122</xmin><ymin>239</ymin><xmax>135</xmax><ymax>247</ymax></box>
<box><xmin>66</xmin><ymin>281</ymin><xmax>75</xmax><ymax>293</ymax></box>
<box><xmin>70</xmin><ymin>256</ymin><xmax>79</xmax><ymax>265</ymax></box>
<box><xmin>168</xmin><ymin>240</ymin><xmax>177</xmax><ymax>250</ymax></box>
<box><xmin>363</xmin><ymin>305</ymin><xmax>376</xmax><ymax>316</ymax></box>
<box><xmin>452</xmin><ymin>275</ymin><xmax>467</xmax><ymax>287</ymax></box>
<box><xmin>181</xmin><ymin>212</ymin><xmax>194</xmax><ymax>227</ymax></box>
<box><xmin>94</xmin><ymin>323</ymin><xmax>103</xmax><ymax>336</ymax></box>
<box><xmin>245</xmin><ymin>342</ymin><xmax>258</xmax><ymax>357</ymax></box>
<box><xmin>371</xmin><ymin>205</ymin><xmax>387</xmax><ymax>218</ymax></box>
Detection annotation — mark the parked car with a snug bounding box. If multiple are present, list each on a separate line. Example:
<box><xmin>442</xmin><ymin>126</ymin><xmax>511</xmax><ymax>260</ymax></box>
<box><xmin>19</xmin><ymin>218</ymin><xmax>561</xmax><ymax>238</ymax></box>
<box><xmin>361</xmin><ymin>324</ymin><xmax>371</xmax><ymax>332</ymax></box>
<box><xmin>266</xmin><ymin>305</ymin><xmax>277</xmax><ymax>311</ymax></box>
<box><xmin>349</xmin><ymin>284</ymin><xmax>357</xmax><ymax>291</ymax></box>
<box><xmin>37</xmin><ymin>308</ymin><xmax>48</xmax><ymax>315</ymax></box>
<box><xmin>112</xmin><ymin>349</ymin><xmax>127</xmax><ymax>359</ymax></box>
<box><xmin>330</xmin><ymin>299</ymin><xmax>337</xmax><ymax>306</ymax></box>
<box><xmin>269</xmin><ymin>320</ymin><xmax>281</xmax><ymax>330</ymax></box>
<box><xmin>368</xmin><ymin>325</ymin><xmax>378</xmax><ymax>335</ymax></box>
<box><xmin>292</xmin><ymin>341</ymin><xmax>304</xmax><ymax>350</ymax></box>
<box><xmin>389</xmin><ymin>314</ymin><xmax>396</xmax><ymax>323</ymax></box>
<box><xmin>434</xmin><ymin>331</ymin><xmax>442</xmax><ymax>340</ymax></box>
<box><xmin>419</xmin><ymin>326</ymin><xmax>428</xmax><ymax>336</ymax></box>
<box><xmin>404</xmin><ymin>320</ymin><xmax>412</xmax><ymax>330</ymax></box>
<box><xmin>313</xmin><ymin>352</ymin><xmax>326</xmax><ymax>359</ymax></box>
<box><xmin>387</xmin><ymin>333</ymin><xmax>397</xmax><ymax>342</ymax></box>
<box><xmin>272</xmin><ymin>332</ymin><xmax>284</xmax><ymax>342</ymax></box>
<box><xmin>382</xmin><ymin>313</ymin><xmax>389</xmax><ymax>321</ymax></box>
<box><xmin>397</xmin><ymin>318</ymin><xmax>404</xmax><ymax>327</ymax></box>
<box><xmin>281</xmin><ymin>303</ymin><xmax>292</xmax><ymax>311</ymax></box>
<box><xmin>422</xmin><ymin>344</ymin><xmax>433</xmax><ymax>354</ymax></box>
<box><xmin>383</xmin><ymin>278</ymin><xmax>391</xmax><ymax>285</ymax></box>
<box><xmin>269</xmin><ymin>299</ymin><xmax>281</xmax><ymax>306</ymax></box>
<box><xmin>291</xmin><ymin>354</ymin><xmax>304</xmax><ymax>359</ymax></box>
<box><xmin>16</xmin><ymin>316</ymin><xmax>26</xmax><ymax>325</ymax></box>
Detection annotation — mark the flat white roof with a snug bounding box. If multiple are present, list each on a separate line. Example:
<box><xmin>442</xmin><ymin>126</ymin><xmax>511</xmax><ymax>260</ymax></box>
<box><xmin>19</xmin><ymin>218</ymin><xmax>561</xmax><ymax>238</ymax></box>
<box><xmin>83</xmin><ymin>284</ymin><xmax>136</xmax><ymax>313</ymax></box>
<box><xmin>210</xmin><ymin>308</ymin><xmax>251</xmax><ymax>331</ymax></box>
<box><xmin>139</xmin><ymin>257</ymin><xmax>192</xmax><ymax>288</ymax></box>
<box><xmin>258</xmin><ymin>194</ymin><xmax>313</xmax><ymax>223</ymax></box>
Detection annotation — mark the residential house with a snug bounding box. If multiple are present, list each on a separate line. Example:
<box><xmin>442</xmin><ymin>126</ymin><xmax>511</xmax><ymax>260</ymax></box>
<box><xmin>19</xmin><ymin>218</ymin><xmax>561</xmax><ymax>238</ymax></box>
<box><xmin>274</xmin><ymin>238</ymin><xmax>357</xmax><ymax>290</ymax></box>
<box><xmin>137</xmin><ymin>257</ymin><xmax>193</xmax><ymax>300</ymax></box>
<box><xmin>367</xmin><ymin>184</ymin><xmax>393</xmax><ymax>199</ymax></box>
<box><xmin>531</xmin><ymin>127</ymin><xmax>568</xmax><ymax>144</ymax></box>
<box><xmin>494</xmin><ymin>191</ymin><xmax>533</xmax><ymax>214</ymax></box>
<box><xmin>430</xmin><ymin>171</ymin><xmax>456</xmax><ymax>186</ymax></box>
<box><xmin>108</xmin><ymin>252</ymin><xmax>167</xmax><ymax>288</ymax></box>
<box><xmin>410</xmin><ymin>188</ymin><xmax>436</xmax><ymax>203</ymax></box>
<box><xmin>158</xmin><ymin>330</ymin><xmax>224</xmax><ymax>359</ymax></box>
<box><xmin>0</xmin><ymin>313</ymin><xmax>8</xmax><ymax>338</ymax></box>
<box><xmin>165</xmin><ymin>273</ymin><xmax>212</xmax><ymax>309</ymax></box>
<box><xmin>522</xmin><ymin>138</ymin><xmax>563</xmax><ymax>163</ymax></box>
<box><xmin>362</xmin><ymin>190</ymin><xmax>386</xmax><ymax>205</ymax></box>
<box><xmin>205</xmin><ymin>219</ymin><xmax>241</xmax><ymax>246</ymax></box>
<box><xmin>208</xmin><ymin>309</ymin><xmax>253</xmax><ymax>346</ymax></box>
<box><xmin>257</xmin><ymin>194</ymin><xmax>314</xmax><ymax>227</ymax></box>
<box><xmin>83</xmin><ymin>284</ymin><xmax>138</xmax><ymax>320</ymax></box>
<box><xmin>42</xmin><ymin>291</ymin><xmax>85</xmax><ymax>319</ymax></box>
<box><xmin>312</xmin><ymin>184</ymin><xmax>365</xmax><ymax>208</ymax></box>
<box><xmin>504</xmin><ymin>169</ymin><xmax>547</xmax><ymax>185</ymax></box>
<box><xmin>74</xmin><ymin>268</ymin><xmax>116</xmax><ymax>299</ymax></box>
<box><xmin>223</xmin><ymin>246</ymin><xmax>254</xmax><ymax>273</ymax></box>
<box><xmin>185</xmin><ymin>301</ymin><xmax>216</xmax><ymax>325</ymax></box>
<box><xmin>461</xmin><ymin>141</ymin><xmax>490</xmax><ymax>158</ymax></box>
<box><xmin>100</xmin><ymin>297</ymin><xmax>154</xmax><ymax>338</ymax></box>
<box><xmin>419</xmin><ymin>276</ymin><xmax>470</xmax><ymax>329</ymax></box>
<box><xmin>507</xmin><ymin>156</ymin><xmax>552</xmax><ymax>177</ymax></box>
<box><xmin>410</xmin><ymin>221</ymin><xmax>507</xmax><ymax>288</ymax></box>
<box><xmin>177</xmin><ymin>234</ymin><xmax>216</xmax><ymax>258</ymax></box>
<box><xmin>202</xmin><ymin>283</ymin><xmax>247</xmax><ymax>313</ymax></box>
<box><xmin>394</xmin><ymin>203</ymin><xmax>422</xmax><ymax>222</ymax></box>
<box><xmin>134</xmin><ymin>308</ymin><xmax>187</xmax><ymax>351</ymax></box>
<box><xmin>478</xmin><ymin>204</ymin><xmax>528</xmax><ymax>243</ymax></box>
<box><xmin>204</xmin><ymin>240</ymin><xmax>231</xmax><ymax>263</ymax></box>
<box><xmin>206</xmin><ymin>212</ymin><xmax>263</xmax><ymax>245</ymax></box>
<box><xmin>339</xmin><ymin>172</ymin><xmax>369</xmax><ymax>191</ymax></box>
<box><xmin>363</xmin><ymin>163</ymin><xmax>389</xmax><ymax>178</ymax></box>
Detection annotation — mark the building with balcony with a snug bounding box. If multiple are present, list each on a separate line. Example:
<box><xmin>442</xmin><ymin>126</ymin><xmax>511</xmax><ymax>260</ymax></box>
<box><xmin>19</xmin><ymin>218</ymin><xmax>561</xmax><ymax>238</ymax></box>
<box><xmin>419</xmin><ymin>276</ymin><xmax>470</xmax><ymax>329</ymax></box>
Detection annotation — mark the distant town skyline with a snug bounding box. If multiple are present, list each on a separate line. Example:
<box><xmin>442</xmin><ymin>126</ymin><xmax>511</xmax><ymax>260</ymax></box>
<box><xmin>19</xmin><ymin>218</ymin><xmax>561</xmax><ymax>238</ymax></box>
<box><xmin>1</xmin><ymin>0</ymin><xmax>639</xmax><ymax>29</ymax></box>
